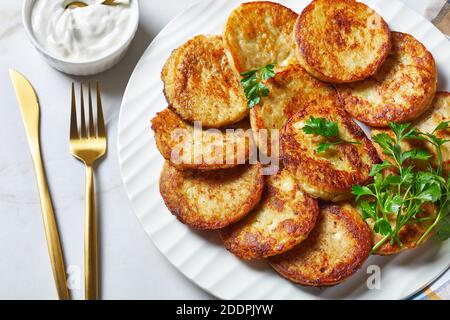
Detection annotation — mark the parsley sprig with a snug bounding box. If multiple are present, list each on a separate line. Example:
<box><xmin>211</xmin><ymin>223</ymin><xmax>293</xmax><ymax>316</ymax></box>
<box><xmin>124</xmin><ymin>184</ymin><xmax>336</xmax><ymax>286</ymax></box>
<box><xmin>352</xmin><ymin>122</ymin><xmax>450</xmax><ymax>253</ymax></box>
<box><xmin>240</xmin><ymin>64</ymin><xmax>276</xmax><ymax>109</ymax></box>
<box><xmin>302</xmin><ymin>116</ymin><xmax>361</xmax><ymax>153</ymax></box>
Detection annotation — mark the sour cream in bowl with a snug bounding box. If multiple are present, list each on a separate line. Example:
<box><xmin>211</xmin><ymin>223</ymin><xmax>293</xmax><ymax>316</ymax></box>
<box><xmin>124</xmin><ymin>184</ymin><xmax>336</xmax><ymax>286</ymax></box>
<box><xmin>22</xmin><ymin>0</ymin><xmax>139</xmax><ymax>75</ymax></box>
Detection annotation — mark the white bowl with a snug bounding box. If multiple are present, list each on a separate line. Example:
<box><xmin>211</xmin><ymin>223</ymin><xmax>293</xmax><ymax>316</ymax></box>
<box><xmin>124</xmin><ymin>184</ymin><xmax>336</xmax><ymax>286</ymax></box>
<box><xmin>22</xmin><ymin>0</ymin><xmax>139</xmax><ymax>76</ymax></box>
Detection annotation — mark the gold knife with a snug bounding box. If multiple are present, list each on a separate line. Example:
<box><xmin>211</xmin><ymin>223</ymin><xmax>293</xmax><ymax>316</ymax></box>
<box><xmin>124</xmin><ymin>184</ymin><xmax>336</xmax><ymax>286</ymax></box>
<box><xmin>10</xmin><ymin>69</ymin><xmax>70</xmax><ymax>300</ymax></box>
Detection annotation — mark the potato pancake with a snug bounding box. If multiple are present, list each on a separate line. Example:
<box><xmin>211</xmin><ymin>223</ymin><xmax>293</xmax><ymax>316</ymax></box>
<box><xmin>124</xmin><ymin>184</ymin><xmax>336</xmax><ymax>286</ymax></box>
<box><xmin>281</xmin><ymin>104</ymin><xmax>380</xmax><ymax>201</ymax></box>
<box><xmin>223</xmin><ymin>1</ymin><xmax>298</xmax><ymax>74</ymax></box>
<box><xmin>413</xmin><ymin>92</ymin><xmax>449</xmax><ymax>173</ymax></box>
<box><xmin>270</xmin><ymin>203</ymin><xmax>373</xmax><ymax>286</ymax></box>
<box><xmin>159</xmin><ymin>162</ymin><xmax>264</xmax><ymax>230</ymax></box>
<box><xmin>338</xmin><ymin>32</ymin><xmax>437</xmax><ymax>127</ymax></box>
<box><xmin>250</xmin><ymin>65</ymin><xmax>338</xmax><ymax>157</ymax></box>
<box><xmin>371</xmin><ymin>92</ymin><xmax>449</xmax><ymax>174</ymax></box>
<box><xmin>151</xmin><ymin>108</ymin><xmax>253</xmax><ymax>170</ymax></box>
<box><xmin>162</xmin><ymin>35</ymin><xmax>248</xmax><ymax>128</ymax></box>
<box><xmin>294</xmin><ymin>0</ymin><xmax>391</xmax><ymax>83</ymax></box>
<box><xmin>220</xmin><ymin>167</ymin><xmax>319</xmax><ymax>259</ymax></box>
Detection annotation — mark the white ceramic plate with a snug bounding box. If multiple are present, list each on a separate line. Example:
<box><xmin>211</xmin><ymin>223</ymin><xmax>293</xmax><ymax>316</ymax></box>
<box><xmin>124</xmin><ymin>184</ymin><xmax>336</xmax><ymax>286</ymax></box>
<box><xmin>118</xmin><ymin>0</ymin><xmax>450</xmax><ymax>299</ymax></box>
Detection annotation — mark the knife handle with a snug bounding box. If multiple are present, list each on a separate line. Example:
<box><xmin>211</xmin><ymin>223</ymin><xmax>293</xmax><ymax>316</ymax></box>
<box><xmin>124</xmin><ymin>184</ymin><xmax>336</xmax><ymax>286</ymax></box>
<box><xmin>32</xmin><ymin>149</ymin><xmax>70</xmax><ymax>300</ymax></box>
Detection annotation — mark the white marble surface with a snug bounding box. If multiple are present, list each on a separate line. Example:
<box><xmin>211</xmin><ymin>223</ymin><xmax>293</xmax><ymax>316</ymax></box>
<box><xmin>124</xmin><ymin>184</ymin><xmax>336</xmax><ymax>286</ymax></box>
<box><xmin>0</xmin><ymin>0</ymin><xmax>447</xmax><ymax>300</ymax></box>
<box><xmin>0</xmin><ymin>0</ymin><xmax>211</xmax><ymax>300</ymax></box>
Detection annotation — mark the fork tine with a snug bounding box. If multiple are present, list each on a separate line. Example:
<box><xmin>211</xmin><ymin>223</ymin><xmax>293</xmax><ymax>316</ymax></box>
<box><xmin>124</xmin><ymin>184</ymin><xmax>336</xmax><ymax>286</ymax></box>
<box><xmin>96</xmin><ymin>82</ymin><xmax>106</xmax><ymax>138</ymax></box>
<box><xmin>80</xmin><ymin>82</ymin><xmax>87</xmax><ymax>138</ymax></box>
<box><xmin>70</xmin><ymin>83</ymin><xmax>79</xmax><ymax>140</ymax></box>
<box><xmin>88</xmin><ymin>82</ymin><xmax>95</xmax><ymax>137</ymax></box>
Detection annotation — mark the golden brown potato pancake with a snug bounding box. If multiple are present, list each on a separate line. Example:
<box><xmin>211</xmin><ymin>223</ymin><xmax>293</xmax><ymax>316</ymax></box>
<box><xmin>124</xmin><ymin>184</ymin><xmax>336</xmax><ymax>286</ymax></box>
<box><xmin>162</xmin><ymin>35</ymin><xmax>247</xmax><ymax>128</ymax></box>
<box><xmin>371</xmin><ymin>92</ymin><xmax>449</xmax><ymax>174</ymax></box>
<box><xmin>338</xmin><ymin>32</ymin><xmax>437</xmax><ymax>127</ymax></box>
<box><xmin>250</xmin><ymin>65</ymin><xmax>338</xmax><ymax>157</ymax></box>
<box><xmin>270</xmin><ymin>203</ymin><xmax>373</xmax><ymax>286</ymax></box>
<box><xmin>413</xmin><ymin>92</ymin><xmax>449</xmax><ymax>173</ymax></box>
<box><xmin>151</xmin><ymin>108</ymin><xmax>253</xmax><ymax>170</ymax></box>
<box><xmin>223</xmin><ymin>1</ymin><xmax>298</xmax><ymax>74</ymax></box>
<box><xmin>160</xmin><ymin>162</ymin><xmax>264</xmax><ymax>230</ymax></box>
<box><xmin>281</xmin><ymin>104</ymin><xmax>380</xmax><ymax>201</ymax></box>
<box><xmin>220</xmin><ymin>167</ymin><xmax>319</xmax><ymax>259</ymax></box>
<box><xmin>294</xmin><ymin>0</ymin><xmax>391</xmax><ymax>83</ymax></box>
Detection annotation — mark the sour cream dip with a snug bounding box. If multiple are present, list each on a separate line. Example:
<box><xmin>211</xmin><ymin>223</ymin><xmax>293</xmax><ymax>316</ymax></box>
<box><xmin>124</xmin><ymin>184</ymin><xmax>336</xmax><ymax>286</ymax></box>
<box><xmin>31</xmin><ymin>0</ymin><xmax>136</xmax><ymax>62</ymax></box>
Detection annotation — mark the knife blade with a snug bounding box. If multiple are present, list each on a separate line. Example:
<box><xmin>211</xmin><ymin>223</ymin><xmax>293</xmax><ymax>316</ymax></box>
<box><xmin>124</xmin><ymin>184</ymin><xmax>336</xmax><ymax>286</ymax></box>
<box><xmin>10</xmin><ymin>69</ymin><xmax>70</xmax><ymax>300</ymax></box>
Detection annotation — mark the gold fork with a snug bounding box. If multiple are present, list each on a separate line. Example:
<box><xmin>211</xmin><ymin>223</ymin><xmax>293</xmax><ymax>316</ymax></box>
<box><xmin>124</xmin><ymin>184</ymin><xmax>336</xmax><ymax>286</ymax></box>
<box><xmin>70</xmin><ymin>82</ymin><xmax>107</xmax><ymax>300</ymax></box>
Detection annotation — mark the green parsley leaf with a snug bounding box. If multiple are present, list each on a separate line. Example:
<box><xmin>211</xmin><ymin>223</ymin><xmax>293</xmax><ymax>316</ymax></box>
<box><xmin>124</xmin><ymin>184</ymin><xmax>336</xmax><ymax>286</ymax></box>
<box><xmin>416</xmin><ymin>184</ymin><xmax>441</xmax><ymax>203</ymax></box>
<box><xmin>381</xmin><ymin>174</ymin><xmax>401</xmax><ymax>189</ymax></box>
<box><xmin>433</xmin><ymin>121</ymin><xmax>450</xmax><ymax>133</ymax></box>
<box><xmin>383</xmin><ymin>194</ymin><xmax>403</xmax><ymax>214</ymax></box>
<box><xmin>240</xmin><ymin>64</ymin><xmax>276</xmax><ymax>109</ymax></box>
<box><xmin>372</xmin><ymin>133</ymin><xmax>395</xmax><ymax>154</ymax></box>
<box><xmin>374</xmin><ymin>219</ymin><xmax>392</xmax><ymax>236</ymax></box>
<box><xmin>302</xmin><ymin>117</ymin><xmax>361</xmax><ymax>153</ymax></box>
<box><xmin>261</xmin><ymin>64</ymin><xmax>276</xmax><ymax>80</ymax></box>
<box><xmin>354</xmin><ymin>121</ymin><xmax>450</xmax><ymax>252</ymax></box>
<box><xmin>359</xmin><ymin>200</ymin><xmax>376</xmax><ymax>220</ymax></box>
<box><xmin>388</xmin><ymin>122</ymin><xmax>415</xmax><ymax>142</ymax></box>
<box><xmin>370</xmin><ymin>160</ymin><xmax>393</xmax><ymax>176</ymax></box>
<box><xmin>352</xmin><ymin>185</ymin><xmax>375</xmax><ymax>200</ymax></box>
<box><xmin>303</xmin><ymin>117</ymin><xmax>339</xmax><ymax>137</ymax></box>
<box><xmin>317</xmin><ymin>142</ymin><xmax>334</xmax><ymax>154</ymax></box>
<box><xmin>401</xmin><ymin>149</ymin><xmax>432</xmax><ymax>162</ymax></box>
<box><xmin>436</xmin><ymin>216</ymin><xmax>450</xmax><ymax>241</ymax></box>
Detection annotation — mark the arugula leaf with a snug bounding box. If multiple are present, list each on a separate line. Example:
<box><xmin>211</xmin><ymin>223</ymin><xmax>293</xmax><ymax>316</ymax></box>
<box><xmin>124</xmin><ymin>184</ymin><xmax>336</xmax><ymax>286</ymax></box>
<box><xmin>240</xmin><ymin>64</ymin><xmax>276</xmax><ymax>109</ymax></box>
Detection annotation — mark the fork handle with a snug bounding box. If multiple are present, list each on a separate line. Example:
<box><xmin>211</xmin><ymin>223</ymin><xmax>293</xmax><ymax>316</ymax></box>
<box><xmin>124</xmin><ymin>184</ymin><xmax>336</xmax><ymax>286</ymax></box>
<box><xmin>84</xmin><ymin>165</ymin><xmax>98</xmax><ymax>300</ymax></box>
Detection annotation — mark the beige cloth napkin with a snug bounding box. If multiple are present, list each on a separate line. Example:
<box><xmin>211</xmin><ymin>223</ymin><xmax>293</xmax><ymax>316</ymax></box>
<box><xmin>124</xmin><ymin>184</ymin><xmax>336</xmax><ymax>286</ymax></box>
<box><xmin>401</xmin><ymin>0</ymin><xmax>449</xmax><ymax>37</ymax></box>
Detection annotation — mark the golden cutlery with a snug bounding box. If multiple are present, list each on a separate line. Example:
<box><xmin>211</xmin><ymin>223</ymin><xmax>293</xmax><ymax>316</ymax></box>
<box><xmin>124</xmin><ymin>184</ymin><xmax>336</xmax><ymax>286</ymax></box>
<box><xmin>65</xmin><ymin>0</ymin><xmax>117</xmax><ymax>9</ymax></box>
<box><xmin>69</xmin><ymin>82</ymin><xmax>107</xmax><ymax>300</ymax></box>
<box><xmin>9</xmin><ymin>69</ymin><xmax>70</xmax><ymax>300</ymax></box>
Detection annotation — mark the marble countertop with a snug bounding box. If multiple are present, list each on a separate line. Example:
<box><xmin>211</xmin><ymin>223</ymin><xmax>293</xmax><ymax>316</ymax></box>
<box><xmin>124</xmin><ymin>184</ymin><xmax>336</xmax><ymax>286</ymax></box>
<box><xmin>0</xmin><ymin>0</ymin><xmax>448</xmax><ymax>300</ymax></box>
<box><xmin>0</xmin><ymin>0</ymin><xmax>211</xmax><ymax>300</ymax></box>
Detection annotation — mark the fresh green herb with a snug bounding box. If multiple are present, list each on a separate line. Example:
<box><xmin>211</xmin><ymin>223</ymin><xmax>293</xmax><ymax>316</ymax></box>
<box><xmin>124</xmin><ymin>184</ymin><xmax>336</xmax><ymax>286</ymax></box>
<box><xmin>352</xmin><ymin>122</ymin><xmax>450</xmax><ymax>253</ymax></box>
<box><xmin>302</xmin><ymin>116</ymin><xmax>361</xmax><ymax>153</ymax></box>
<box><xmin>240</xmin><ymin>64</ymin><xmax>276</xmax><ymax>109</ymax></box>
